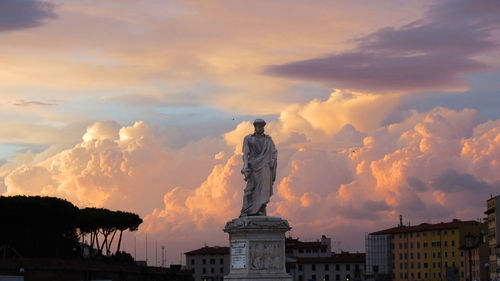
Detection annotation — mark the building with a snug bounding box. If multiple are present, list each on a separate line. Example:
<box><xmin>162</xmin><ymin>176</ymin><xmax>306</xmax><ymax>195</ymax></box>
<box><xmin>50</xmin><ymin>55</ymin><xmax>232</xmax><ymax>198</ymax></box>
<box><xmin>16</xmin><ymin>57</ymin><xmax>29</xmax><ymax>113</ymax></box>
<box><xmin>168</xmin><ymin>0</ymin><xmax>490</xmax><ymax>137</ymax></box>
<box><xmin>460</xmin><ymin>234</ymin><xmax>489</xmax><ymax>281</ymax></box>
<box><xmin>285</xmin><ymin>236</ymin><xmax>365</xmax><ymax>281</ymax></box>
<box><xmin>286</xmin><ymin>235</ymin><xmax>332</xmax><ymax>258</ymax></box>
<box><xmin>365</xmin><ymin>233</ymin><xmax>392</xmax><ymax>281</ymax></box>
<box><xmin>369</xmin><ymin>219</ymin><xmax>486</xmax><ymax>281</ymax></box>
<box><xmin>185</xmin><ymin>246</ymin><xmax>229</xmax><ymax>281</ymax></box>
<box><xmin>290</xmin><ymin>253</ymin><xmax>365</xmax><ymax>281</ymax></box>
<box><xmin>486</xmin><ymin>195</ymin><xmax>500</xmax><ymax>280</ymax></box>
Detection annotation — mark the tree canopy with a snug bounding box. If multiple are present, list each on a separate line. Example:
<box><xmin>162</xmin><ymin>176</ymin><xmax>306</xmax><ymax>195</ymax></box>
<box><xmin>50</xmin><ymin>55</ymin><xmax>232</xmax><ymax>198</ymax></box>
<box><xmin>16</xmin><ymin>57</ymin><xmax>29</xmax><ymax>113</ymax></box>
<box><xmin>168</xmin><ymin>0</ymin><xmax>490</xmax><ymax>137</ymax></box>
<box><xmin>0</xmin><ymin>195</ymin><xmax>142</xmax><ymax>259</ymax></box>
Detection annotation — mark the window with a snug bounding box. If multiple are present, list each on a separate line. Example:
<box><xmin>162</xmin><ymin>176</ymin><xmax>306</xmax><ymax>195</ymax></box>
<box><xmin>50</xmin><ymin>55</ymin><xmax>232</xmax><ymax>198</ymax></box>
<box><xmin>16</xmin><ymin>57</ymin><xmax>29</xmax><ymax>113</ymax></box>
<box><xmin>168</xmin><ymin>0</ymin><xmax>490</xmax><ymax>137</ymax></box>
<box><xmin>312</xmin><ymin>265</ymin><xmax>316</xmax><ymax>271</ymax></box>
<box><xmin>336</xmin><ymin>274</ymin><xmax>340</xmax><ymax>281</ymax></box>
<box><xmin>399</xmin><ymin>243</ymin><xmax>402</xmax><ymax>249</ymax></box>
<box><xmin>404</xmin><ymin>253</ymin><xmax>408</xmax><ymax>259</ymax></box>
<box><xmin>299</xmin><ymin>275</ymin><xmax>303</xmax><ymax>281</ymax></box>
<box><xmin>313</xmin><ymin>249</ymin><xmax>318</xmax><ymax>253</ymax></box>
<box><xmin>424</xmin><ymin>262</ymin><xmax>428</xmax><ymax>268</ymax></box>
<box><xmin>452</xmin><ymin>251</ymin><xmax>455</xmax><ymax>257</ymax></box>
<box><xmin>438</xmin><ymin>252</ymin><xmax>441</xmax><ymax>258</ymax></box>
<box><xmin>299</xmin><ymin>249</ymin><xmax>304</xmax><ymax>253</ymax></box>
<box><xmin>410</xmin><ymin>253</ymin><xmax>413</xmax><ymax>259</ymax></box>
<box><xmin>404</xmin><ymin>243</ymin><xmax>407</xmax><ymax>249</ymax></box>
<box><xmin>433</xmin><ymin>262</ymin><xmax>436</xmax><ymax>268</ymax></box>
<box><xmin>417</xmin><ymin>262</ymin><xmax>421</xmax><ymax>269</ymax></box>
<box><xmin>298</xmin><ymin>265</ymin><xmax>303</xmax><ymax>271</ymax></box>
<box><xmin>424</xmin><ymin>253</ymin><xmax>427</xmax><ymax>258</ymax></box>
<box><xmin>418</xmin><ymin>272</ymin><xmax>421</xmax><ymax>279</ymax></box>
<box><xmin>220</xmin><ymin>258</ymin><xmax>224</xmax><ymax>264</ymax></box>
<box><xmin>417</xmin><ymin>232</ymin><xmax>420</xmax><ymax>237</ymax></box>
<box><xmin>220</xmin><ymin>267</ymin><xmax>224</xmax><ymax>273</ymax></box>
<box><xmin>410</xmin><ymin>242</ymin><xmax>413</xmax><ymax>248</ymax></box>
<box><xmin>203</xmin><ymin>259</ymin><xmax>206</xmax><ymax>265</ymax></box>
<box><xmin>445</xmin><ymin>251</ymin><xmax>448</xmax><ymax>258</ymax></box>
<box><xmin>433</xmin><ymin>252</ymin><xmax>436</xmax><ymax>258</ymax></box>
<box><xmin>312</xmin><ymin>274</ymin><xmax>316</xmax><ymax>281</ymax></box>
<box><xmin>444</xmin><ymin>231</ymin><xmax>447</xmax><ymax>235</ymax></box>
<box><xmin>445</xmin><ymin>262</ymin><xmax>448</xmax><ymax>268</ymax></box>
<box><xmin>325</xmin><ymin>265</ymin><xmax>329</xmax><ymax>271</ymax></box>
<box><xmin>202</xmin><ymin>268</ymin><xmax>206</xmax><ymax>274</ymax></box>
<box><xmin>399</xmin><ymin>253</ymin><xmax>403</xmax><ymax>259</ymax></box>
<box><xmin>444</xmin><ymin>241</ymin><xmax>447</xmax><ymax>247</ymax></box>
<box><xmin>325</xmin><ymin>274</ymin><xmax>329</xmax><ymax>281</ymax></box>
<box><xmin>400</xmin><ymin>273</ymin><xmax>403</xmax><ymax>279</ymax></box>
<box><xmin>306</xmin><ymin>249</ymin><xmax>311</xmax><ymax>253</ymax></box>
<box><xmin>451</xmin><ymin>230</ymin><xmax>455</xmax><ymax>234</ymax></box>
<box><xmin>417</xmin><ymin>252</ymin><xmax>420</xmax><ymax>259</ymax></box>
<box><xmin>411</xmin><ymin>262</ymin><xmax>414</xmax><ymax>269</ymax></box>
<box><xmin>335</xmin><ymin>265</ymin><xmax>340</xmax><ymax>270</ymax></box>
<box><xmin>411</xmin><ymin>233</ymin><xmax>413</xmax><ymax>238</ymax></box>
<box><xmin>321</xmin><ymin>249</ymin><xmax>327</xmax><ymax>253</ymax></box>
<box><xmin>423</xmin><ymin>242</ymin><xmax>428</xmax><ymax>248</ymax></box>
<box><xmin>211</xmin><ymin>268</ymin><xmax>215</xmax><ymax>274</ymax></box>
<box><xmin>191</xmin><ymin>259</ymin><xmax>195</xmax><ymax>265</ymax></box>
<box><xmin>452</xmin><ymin>261</ymin><xmax>456</xmax><ymax>267</ymax></box>
<box><xmin>400</xmin><ymin>263</ymin><xmax>403</xmax><ymax>269</ymax></box>
<box><xmin>355</xmin><ymin>264</ymin><xmax>359</xmax><ymax>271</ymax></box>
<box><xmin>346</xmin><ymin>264</ymin><xmax>350</xmax><ymax>271</ymax></box>
<box><xmin>417</xmin><ymin>242</ymin><xmax>420</xmax><ymax>248</ymax></box>
<box><xmin>451</xmin><ymin>240</ymin><xmax>455</xmax><ymax>246</ymax></box>
<box><xmin>425</xmin><ymin>272</ymin><xmax>428</xmax><ymax>279</ymax></box>
<box><xmin>210</xmin><ymin>258</ymin><xmax>215</xmax><ymax>264</ymax></box>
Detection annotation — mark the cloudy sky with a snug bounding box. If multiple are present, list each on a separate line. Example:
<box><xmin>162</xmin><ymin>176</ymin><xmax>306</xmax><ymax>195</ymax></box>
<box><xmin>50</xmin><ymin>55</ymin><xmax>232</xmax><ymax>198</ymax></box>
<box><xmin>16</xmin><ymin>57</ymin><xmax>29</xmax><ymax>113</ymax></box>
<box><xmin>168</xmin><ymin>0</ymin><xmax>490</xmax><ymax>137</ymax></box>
<box><xmin>2</xmin><ymin>0</ymin><xmax>500</xmax><ymax>265</ymax></box>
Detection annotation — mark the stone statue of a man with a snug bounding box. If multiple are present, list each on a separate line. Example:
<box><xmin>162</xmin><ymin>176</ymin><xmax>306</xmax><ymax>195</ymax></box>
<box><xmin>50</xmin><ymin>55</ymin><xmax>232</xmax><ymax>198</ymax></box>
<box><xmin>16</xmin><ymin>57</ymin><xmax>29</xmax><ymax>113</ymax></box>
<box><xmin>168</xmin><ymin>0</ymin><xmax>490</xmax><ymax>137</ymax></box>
<box><xmin>240</xmin><ymin>119</ymin><xmax>277</xmax><ymax>217</ymax></box>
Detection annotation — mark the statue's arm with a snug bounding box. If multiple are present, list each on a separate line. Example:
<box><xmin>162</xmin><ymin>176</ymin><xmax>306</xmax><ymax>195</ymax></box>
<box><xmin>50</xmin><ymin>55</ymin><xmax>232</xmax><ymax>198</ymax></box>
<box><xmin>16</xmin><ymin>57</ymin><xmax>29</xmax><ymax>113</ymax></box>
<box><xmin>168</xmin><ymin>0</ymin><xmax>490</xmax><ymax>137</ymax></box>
<box><xmin>270</xmin><ymin>137</ymin><xmax>277</xmax><ymax>182</ymax></box>
<box><xmin>241</xmin><ymin>136</ymin><xmax>250</xmax><ymax>180</ymax></box>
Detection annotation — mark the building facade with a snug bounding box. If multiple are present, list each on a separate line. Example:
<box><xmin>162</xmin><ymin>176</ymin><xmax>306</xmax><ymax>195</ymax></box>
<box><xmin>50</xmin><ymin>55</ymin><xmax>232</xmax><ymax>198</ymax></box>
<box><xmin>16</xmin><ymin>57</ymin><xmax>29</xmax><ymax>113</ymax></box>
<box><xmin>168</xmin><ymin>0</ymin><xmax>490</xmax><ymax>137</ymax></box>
<box><xmin>365</xmin><ymin>234</ymin><xmax>392</xmax><ymax>281</ymax></box>
<box><xmin>369</xmin><ymin>219</ymin><xmax>486</xmax><ymax>281</ymax></box>
<box><xmin>486</xmin><ymin>195</ymin><xmax>500</xmax><ymax>280</ymax></box>
<box><xmin>185</xmin><ymin>246</ymin><xmax>230</xmax><ymax>281</ymax></box>
<box><xmin>290</xmin><ymin>253</ymin><xmax>365</xmax><ymax>281</ymax></box>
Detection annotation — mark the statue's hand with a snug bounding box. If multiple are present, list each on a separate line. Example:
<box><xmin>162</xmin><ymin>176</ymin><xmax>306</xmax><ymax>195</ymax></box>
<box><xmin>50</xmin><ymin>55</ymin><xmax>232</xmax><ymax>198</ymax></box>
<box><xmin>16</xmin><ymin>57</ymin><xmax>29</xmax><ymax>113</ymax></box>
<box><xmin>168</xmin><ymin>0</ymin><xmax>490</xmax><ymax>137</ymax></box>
<box><xmin>241</xmin><ymin>168</ymin><xmax>251</xmax><ymax>181</ymax></box>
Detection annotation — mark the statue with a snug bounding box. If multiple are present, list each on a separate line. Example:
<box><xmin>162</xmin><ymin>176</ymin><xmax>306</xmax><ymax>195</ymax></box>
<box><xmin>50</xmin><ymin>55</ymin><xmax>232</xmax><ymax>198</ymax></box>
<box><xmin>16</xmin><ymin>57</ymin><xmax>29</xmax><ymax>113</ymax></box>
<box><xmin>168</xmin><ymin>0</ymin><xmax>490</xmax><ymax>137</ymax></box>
<box><xmin>240</xmin><ymin>119</ymin><xmax>277</xmax><ymax>217</ymax></box>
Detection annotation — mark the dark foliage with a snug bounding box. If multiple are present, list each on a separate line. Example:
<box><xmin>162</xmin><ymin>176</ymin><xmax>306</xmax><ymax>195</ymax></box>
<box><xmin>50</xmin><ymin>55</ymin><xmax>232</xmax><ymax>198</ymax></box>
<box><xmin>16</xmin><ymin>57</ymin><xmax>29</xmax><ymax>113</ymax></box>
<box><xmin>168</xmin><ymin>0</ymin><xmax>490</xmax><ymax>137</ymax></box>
<box><xmin>0</xmin><ymin>195</ymin><xmax>142</xmax><ymax>259</ymax></box>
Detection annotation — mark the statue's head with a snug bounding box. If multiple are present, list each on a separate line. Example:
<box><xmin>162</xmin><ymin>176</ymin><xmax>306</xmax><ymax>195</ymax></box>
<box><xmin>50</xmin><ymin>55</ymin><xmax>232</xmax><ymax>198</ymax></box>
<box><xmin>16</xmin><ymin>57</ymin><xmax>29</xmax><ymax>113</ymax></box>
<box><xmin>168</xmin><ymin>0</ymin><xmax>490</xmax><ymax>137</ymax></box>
<box><xmin>253</xmin><ymin>119</ymin><xmax>266</xmax><ymax>135</ymax></box>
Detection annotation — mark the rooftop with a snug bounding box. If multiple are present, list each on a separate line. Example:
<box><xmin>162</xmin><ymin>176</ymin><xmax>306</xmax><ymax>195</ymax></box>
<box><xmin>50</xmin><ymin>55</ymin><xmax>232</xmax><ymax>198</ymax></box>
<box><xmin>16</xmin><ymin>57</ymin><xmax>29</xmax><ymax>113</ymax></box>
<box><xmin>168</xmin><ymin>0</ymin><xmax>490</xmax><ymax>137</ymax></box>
<box><xmin>370</xmin><ymin>220</ymin><xmax>482</xmax><ymax>235</ymax></box>
<box><xmin>290</xmin><ymin>253</ymin><xmax>365</xmax><ymax>264</ymax></box>
<box><xmin>184</xmin><ymin>246</ymin><xmax>229</xmax><ymax>255</ymax></box>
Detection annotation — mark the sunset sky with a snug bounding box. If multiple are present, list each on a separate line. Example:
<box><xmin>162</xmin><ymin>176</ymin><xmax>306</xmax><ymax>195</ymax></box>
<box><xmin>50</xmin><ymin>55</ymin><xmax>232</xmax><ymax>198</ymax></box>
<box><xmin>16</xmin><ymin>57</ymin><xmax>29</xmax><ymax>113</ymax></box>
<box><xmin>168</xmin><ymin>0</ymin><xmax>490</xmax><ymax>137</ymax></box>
<box><xmin>2</xmin><ymin>0</ymin><xmax>500</xmax><ymax>265</ymax></box>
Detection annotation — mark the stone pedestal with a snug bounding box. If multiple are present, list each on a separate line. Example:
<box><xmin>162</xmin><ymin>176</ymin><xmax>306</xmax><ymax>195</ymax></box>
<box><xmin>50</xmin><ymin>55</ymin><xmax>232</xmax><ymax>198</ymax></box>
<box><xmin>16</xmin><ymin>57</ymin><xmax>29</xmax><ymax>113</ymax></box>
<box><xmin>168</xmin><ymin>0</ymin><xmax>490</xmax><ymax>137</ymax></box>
<box><xmin>223</xmin><ymin>216</ymin><xmax>292</xmax><ymax>281</ymax></box>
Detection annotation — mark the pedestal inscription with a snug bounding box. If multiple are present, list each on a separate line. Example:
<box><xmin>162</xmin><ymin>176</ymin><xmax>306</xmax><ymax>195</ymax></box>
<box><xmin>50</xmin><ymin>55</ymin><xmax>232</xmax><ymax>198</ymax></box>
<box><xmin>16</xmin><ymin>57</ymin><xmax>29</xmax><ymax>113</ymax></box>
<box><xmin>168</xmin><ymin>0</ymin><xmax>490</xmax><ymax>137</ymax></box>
<box><xmin>231</xmin><ymin>241</ymin><xmax>247</xmax><ymax>269</ymax></box>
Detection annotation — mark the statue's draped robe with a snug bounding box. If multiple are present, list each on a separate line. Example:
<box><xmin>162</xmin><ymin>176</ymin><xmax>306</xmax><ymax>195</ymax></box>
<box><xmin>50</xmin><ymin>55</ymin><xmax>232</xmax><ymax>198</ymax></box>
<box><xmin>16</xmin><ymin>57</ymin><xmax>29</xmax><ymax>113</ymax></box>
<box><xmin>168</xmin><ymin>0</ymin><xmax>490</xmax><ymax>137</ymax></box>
<box><xmin>241</xmin><ymin>134</ymin><xmax>277</xmax><ymax>216</ymax></box>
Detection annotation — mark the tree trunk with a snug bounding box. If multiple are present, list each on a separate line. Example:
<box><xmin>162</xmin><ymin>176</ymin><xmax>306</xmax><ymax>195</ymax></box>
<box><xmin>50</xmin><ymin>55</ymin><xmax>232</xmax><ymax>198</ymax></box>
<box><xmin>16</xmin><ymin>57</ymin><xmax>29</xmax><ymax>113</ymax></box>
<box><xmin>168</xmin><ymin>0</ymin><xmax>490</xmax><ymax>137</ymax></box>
<box><xmin>116</xmin><ymin>230</ymin><xmax>124</xmax><ymax>254</ymax></box>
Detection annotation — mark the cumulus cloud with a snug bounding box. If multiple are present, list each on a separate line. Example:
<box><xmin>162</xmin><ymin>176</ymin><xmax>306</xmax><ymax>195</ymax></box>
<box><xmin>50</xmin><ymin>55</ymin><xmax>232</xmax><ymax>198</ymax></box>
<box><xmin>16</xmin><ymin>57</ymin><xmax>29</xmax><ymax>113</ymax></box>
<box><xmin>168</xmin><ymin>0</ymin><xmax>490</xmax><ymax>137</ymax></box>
<box><xmin>0</xmin><ymin>0</ymin><xmax>56</xmax><ymax>31</ymax></box>
<box><xmin>4</xmin><ymin>102</ymin><xmax>500</xmax><ymax>258</ymax></box>
<box><xmin>264</xmin><ymin>0</ymin><xmax>500</xmax><ymax>92</ymax></box>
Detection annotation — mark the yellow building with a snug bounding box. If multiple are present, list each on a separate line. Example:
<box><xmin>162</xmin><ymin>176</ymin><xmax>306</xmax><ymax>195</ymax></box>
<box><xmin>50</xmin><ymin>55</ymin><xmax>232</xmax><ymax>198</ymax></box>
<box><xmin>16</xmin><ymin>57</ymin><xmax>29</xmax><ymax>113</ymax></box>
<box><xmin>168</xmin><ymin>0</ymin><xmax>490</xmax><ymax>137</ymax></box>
<box><xmin>370</xmin><ymin>219</ymin><xmax>486</xmax><ymax>281</ymax></box>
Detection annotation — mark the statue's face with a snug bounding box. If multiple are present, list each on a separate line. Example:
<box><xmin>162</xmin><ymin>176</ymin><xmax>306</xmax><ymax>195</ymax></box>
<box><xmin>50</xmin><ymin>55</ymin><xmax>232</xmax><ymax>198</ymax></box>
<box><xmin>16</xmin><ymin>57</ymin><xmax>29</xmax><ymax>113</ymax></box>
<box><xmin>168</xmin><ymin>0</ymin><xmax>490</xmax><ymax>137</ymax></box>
<box><xmin>254</xmin><ymin>124</ymin><xmax>265</xmax><ymax>135</ymax></box>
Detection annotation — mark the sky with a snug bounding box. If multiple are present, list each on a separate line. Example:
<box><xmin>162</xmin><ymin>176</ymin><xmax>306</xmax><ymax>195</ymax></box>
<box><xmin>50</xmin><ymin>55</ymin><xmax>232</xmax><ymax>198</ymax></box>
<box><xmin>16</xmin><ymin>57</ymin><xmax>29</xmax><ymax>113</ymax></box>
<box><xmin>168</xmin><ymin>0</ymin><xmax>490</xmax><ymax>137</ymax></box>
<box><xmin>1</xmin><ymin>0</ymin><xmax>500</xmax><ymax>265</ymax></box>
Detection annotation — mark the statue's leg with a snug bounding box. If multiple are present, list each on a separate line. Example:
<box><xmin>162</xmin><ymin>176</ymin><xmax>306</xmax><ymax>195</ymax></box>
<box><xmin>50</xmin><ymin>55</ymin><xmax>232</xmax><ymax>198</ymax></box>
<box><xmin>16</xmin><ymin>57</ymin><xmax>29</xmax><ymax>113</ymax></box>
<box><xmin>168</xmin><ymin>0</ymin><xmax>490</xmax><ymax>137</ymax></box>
<box><xmin>257</xmin><ymin>204</ymin><xmax>266</xmax><ymax>216</ymax></box>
